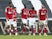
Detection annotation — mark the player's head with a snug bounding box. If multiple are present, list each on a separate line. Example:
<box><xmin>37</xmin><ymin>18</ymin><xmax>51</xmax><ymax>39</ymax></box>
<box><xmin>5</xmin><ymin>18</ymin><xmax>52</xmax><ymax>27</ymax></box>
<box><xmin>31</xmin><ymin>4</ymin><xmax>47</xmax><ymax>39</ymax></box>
<box><xmin>42</xmin><ymin>4</ymin><xmax>45</xmax><ymax>9</ymax></box>
<box><xmin>24</xmin><ymin>6</ymin><xmax>26</xmax><ymax>9</ymax></box>
<box><xmin>32</xmin><ymin>7</ymin><xmax>34</xmax><ymax>10</ymax></box>
<box><xmin>8</xmin><ymin>2</ymin><xmax>13</xmax><ymax>7</ymax></box>
<box><xmin>13</xmin><ymin>7</ymin><xmax>16</xmax><ymax>11</ymax></box>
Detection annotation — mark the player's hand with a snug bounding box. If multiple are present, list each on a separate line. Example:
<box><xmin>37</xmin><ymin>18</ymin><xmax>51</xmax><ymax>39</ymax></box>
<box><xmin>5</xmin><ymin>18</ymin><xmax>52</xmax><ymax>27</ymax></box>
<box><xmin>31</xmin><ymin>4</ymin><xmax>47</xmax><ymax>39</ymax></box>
<box><xmin>6</xmin><ymin>18</ymin><xmax>9</xmax><ymax>21</ymax></box>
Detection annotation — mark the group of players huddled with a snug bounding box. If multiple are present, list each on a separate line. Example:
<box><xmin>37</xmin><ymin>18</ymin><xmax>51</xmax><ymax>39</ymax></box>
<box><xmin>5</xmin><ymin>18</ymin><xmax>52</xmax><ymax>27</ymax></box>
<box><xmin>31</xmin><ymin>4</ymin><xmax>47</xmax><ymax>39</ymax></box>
<box><xmin>3</xmin><ymin>2</ymin><xmax>48</xmax><ymax>36</ymax></box>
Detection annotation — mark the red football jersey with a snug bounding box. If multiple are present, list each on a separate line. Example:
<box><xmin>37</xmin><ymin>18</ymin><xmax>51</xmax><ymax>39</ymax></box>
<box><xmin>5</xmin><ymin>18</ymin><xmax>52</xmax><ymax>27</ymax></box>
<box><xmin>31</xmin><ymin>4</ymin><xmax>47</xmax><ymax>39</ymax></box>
<box><xmin>13</xmin><ymin>11</ymin><xmax>16</xmax><ymax>18</ymax></box>
<box><xmin>21</xmin><ymin>8</ymin><xmax>29</xmax><ymax>19</ymax></box>
<box><xmin>29</xmin><ymin>10</ymin><xmax>37</xmax><ymax>18</ymax></box>
<box><xmin>5</xmin><ymin>6</ymin><xmax>13</xmax><ymax>19</ymax></box>
<box><xmin>39</xmin><ymin>9</ymin><xmax>47</xmax><ymax>20</ymax></box>
<box><xmin>13</xmin><ymin>11</ymin><xmax>17</xmax><ymax>21</ymax></box>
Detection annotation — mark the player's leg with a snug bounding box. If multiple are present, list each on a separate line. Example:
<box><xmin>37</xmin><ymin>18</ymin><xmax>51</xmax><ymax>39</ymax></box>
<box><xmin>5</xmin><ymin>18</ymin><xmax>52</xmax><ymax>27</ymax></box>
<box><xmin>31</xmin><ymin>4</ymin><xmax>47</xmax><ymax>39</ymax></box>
<box><xmin>43</xmin><ymin>20</ymin><xmax>47</xmax><ymax>36</ymax></box>
<box><xmin>33</xmin><ymin>27</ymin><xmax>36</xmax><ymax>36</ymax></box>
<box><xmin>0</xmin><ymin>22</ymin><xmax>4</xmax><ymax>34</ymax></box>
<box><xmin>25</xmin><ymin>19</ymin><xmax>29</xmax><ymax>30</ymax></box>
<box><xmin>22</xmin><ymin>24</ymin><xmax>27</xmax><ymax>33</ymax></box>
<box><xmin>32</xmin><ymin>24</ymin><xmax>36</xmax><ymax>36</ymax></box>
<box><xmin>38</xmin><ymin>26</ymin><xmax>42</xmax><ymax>36</ymax></box>
<box><xmin>9</xmin><ymin>19</ymin><xmax>14</xmax><ymax>36</ymax></box>
<box><xmin>43</xmin><ymin>26</ymin><xmax>47</xmax><ymax>36</ymax></box>
<box><xmin>22</xmin><ymin>19</ymin><xmax>26</xmax><ymax>33</ymax></box>
<box><xmin>29</xmin><ymin>26</ymin><xmax>32</xmax><ymax>35</ymax></box>
<box><xmin>38</xmin><ymin>21</ymin><xmax>42</xmax><ymax>36</ymax></box>
<box><xmin>32</xmin><ymin>18</ymin><xmax>36</xmax><ymax>36</ymax></box>
<box><xmin>13</xmin><ymin>21</ymin><xmax>18</xmax><ymax>35</ymax></box>
<box><xmin>28</xmin><ymin>18</ymin><xmax>32</xmax><ymax>35</ymax></box>
<box><xmin>4</xmin><ymin>20</ymin><xmax>10</xmax><ymax>35</ymax></box>
<box><xmin>9</xmin><ymin>25</ymin><xmax>14</xmax><ymax>36</ymax></box>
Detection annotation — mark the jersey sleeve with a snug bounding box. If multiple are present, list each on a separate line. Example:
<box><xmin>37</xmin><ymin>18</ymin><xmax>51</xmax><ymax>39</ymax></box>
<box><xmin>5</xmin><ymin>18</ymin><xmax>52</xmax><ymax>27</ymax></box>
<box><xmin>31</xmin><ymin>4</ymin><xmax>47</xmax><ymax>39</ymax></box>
<box><xmin>5</xmin><ymin>7</ymin><xmax>9</xmax><ymax>19</ymax></box>
<box><xmin>39</xmin><ymin>10</ymin><xmax>41</xmax><ymax>13</ymax></box>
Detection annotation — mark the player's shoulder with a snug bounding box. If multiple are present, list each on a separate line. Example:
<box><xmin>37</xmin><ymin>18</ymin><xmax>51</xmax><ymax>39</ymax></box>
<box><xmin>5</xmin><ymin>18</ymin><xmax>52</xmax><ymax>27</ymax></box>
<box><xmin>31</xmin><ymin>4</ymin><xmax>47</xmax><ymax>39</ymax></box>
<box><xmin>5</xmin><ymin>6</ymin><xmax>10</xmax><ymax>9</ymax></box>
<box><xmin>39</xmin><ymin>9</ymin><xmax>42</xmax><ymax>11</ymax></box>
<box><xmin>33</xmin><ymin>10</ymin><xmax>37</xmax><ymax>12</ymax></box>
<box><xmin>21</xmin><ymin>8</ymin><xmax>25</xmax><ymax>11</ymax></box>
<box><xmin>29</xmin><ymin>9</ymin><xmax>32</xmax><ymax>12</ymax></box>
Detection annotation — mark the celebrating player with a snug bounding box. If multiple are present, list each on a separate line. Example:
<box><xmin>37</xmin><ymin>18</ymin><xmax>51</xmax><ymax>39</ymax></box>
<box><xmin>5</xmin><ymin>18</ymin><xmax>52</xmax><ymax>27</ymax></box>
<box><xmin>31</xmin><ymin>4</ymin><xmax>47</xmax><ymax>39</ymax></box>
<box><xmin>28</xmin><ymin>7</ymin><xmax>37</xmax><ymax>35</ymax></box>
<box><xmin>4</xmin><ymin>2</ymin><xmax>14</xmax><ymax>35</ymax></box>
<box><xmin>12</xmin><ymin>7</ymin><xmax>18</xmax><ymax>35</ymax></box>
<box><xmin>38</xmin><ymin>5</ymin><xmax>48</xmax><ymax>36</ymax></box>
<box><xmin>21</xmin><ymin>6</ymin><xmax>29</xmax><ymax>33</ymax></box>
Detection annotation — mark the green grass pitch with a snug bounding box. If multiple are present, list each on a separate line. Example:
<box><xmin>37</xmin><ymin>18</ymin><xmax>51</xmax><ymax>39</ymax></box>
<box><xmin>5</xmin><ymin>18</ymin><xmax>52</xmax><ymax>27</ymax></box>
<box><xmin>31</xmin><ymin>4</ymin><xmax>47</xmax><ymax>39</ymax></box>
<box><xmin>0</xmin><ymin>35</ymin><xmax>52</xmax><ymax>39</ymax></box>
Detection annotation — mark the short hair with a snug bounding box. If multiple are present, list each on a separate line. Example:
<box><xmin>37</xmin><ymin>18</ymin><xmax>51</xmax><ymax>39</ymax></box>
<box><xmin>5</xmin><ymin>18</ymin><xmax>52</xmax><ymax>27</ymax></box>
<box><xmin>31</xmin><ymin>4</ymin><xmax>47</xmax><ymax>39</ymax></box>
<box><xmin>32</xmin><ymin>7</ymin><xmax>34</xmax><ymax>10</ymax></box>
<box><xmin>41</xmin><ymin>4</ymin><xmax>45</xmax><ymax>7</ymax></box>
<box><xmin>13</xmin><ymin>7</ymin><xmax>16</xmax><ymax>9</ymax></box>
<box><xmin>8</xmin><ymin>2</ymin><xmax>12</xmax><ymax>4</ymax></box>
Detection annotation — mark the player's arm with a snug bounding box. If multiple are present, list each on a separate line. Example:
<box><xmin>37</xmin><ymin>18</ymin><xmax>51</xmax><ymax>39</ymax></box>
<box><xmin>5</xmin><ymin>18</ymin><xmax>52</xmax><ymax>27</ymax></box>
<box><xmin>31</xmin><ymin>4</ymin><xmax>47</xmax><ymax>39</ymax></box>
<box><xmin>20</xmin><ymin>9</ymin><xmax>23</xmax><ymax>18</ymax></box>
<box><xmin>5</xmin><ymin>7</ymin><xmax>9</xmax><ymax>21</ymax></box>
<box><xmin>38</xmin><ymin>10</ymin><xmax>40</xmax><ymax>21</ymax></box>
<box><xmin>21</xmin><ymin>10</ymin><xmax>23</xmax><ymax>15</ymax></box>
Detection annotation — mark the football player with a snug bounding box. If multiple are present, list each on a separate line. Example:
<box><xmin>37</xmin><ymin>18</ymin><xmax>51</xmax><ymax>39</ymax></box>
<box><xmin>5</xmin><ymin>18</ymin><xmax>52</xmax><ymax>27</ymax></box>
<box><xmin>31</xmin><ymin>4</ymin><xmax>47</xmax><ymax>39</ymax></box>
<box><xmin>28</xmin><ymin>7</ymin><xmax>37</xmax><ymax>35</ymax></box>
<box><xmin>21</xmin><ymin>6</ymin><xmax>29</xmax><ymax>33</ymax></box>
<box><xmin>12</xmin><ymin>7</ymin><xmax>18</xmax><ymax>35</ymax></box>
<box><xmin>4</xmin><ymin>2</ymin><xmax>14</xmax><ymax>35</ymax></box>
<box><xmin>38</xmin><ymin>5</ymin><xmax>48</xmax><ymax>36</ymax></box>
